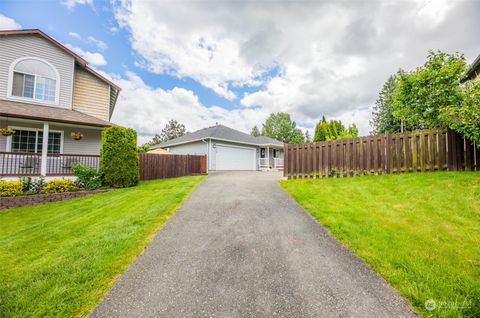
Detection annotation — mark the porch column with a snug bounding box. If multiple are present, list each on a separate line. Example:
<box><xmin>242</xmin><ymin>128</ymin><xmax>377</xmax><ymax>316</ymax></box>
<box><xmin>267</xmin><ymin>146</ymin><xmax>270</xmax><ymax>168</ymax></box>
<box><xmin>40</xmin><ymin>122</ymin><xmax>49</xmax><ymax>176</ymax></box>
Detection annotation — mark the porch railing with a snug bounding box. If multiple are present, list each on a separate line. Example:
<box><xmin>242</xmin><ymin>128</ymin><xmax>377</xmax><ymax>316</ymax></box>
<box><xmin>0</xmin><ymin>152</ymin><xmax>100</xmax><ymax>177</ymax></box>
<box><xmin>47</xmin><ymin>153</ymin><xmax>100</xmax><ymax>176</ymax></box>
<box><xmin>259</xmin><ymin>158</ymin><xmax>269</xmax><ymax>168</ymax></box>
<box><xmin>258</xmin><ymin>157</ymin><xmax>284</xmax><ymax>169</ymax></box>
<box><xmin>274</xmin><ymin>158</ymin><xmax>284</xmax><ymax>168</ymax></box>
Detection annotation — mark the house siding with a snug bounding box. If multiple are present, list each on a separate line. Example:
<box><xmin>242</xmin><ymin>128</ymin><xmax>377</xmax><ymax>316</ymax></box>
<box><xmin>0</xmin><ymin>34</ymin><xmax>75</xmax><ymax>108</ymax></box>
<box><xmin>0</xmin><ymin>119</ymin><xmax>102</xmax><ymax>155</ymax></box>
<box><xmin>166</xmin><ymin>141</ymin><xmax>208</xmax><ymax>156</ymax></box>
<box><xmin>72</xmin><ymin>67</ymin><xmax>110</xmax><ymax>121</ymax></box>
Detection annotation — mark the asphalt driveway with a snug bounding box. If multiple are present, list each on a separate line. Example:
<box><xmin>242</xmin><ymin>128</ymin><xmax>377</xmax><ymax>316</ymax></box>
<box><xmin>91</xmin><ymin>171</ymin><xmax>416</xmax><ymax>317</ymax></box>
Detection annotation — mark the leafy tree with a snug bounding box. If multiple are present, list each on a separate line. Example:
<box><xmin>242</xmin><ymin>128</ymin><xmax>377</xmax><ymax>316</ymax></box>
<box><xmin>261</xmin><ymin>112</ymin><xmax>305</xmax><ymax>144</ymax></box>
<box><xmin>313</xmin><ymin>116</ymin><xmax>358</xmax><ymax>141</ymax></box>
<box><xmin>392</xmin><ymin>51</ymin><xmax>466</xmax><ymax>130</ymax></box>
<box><xmin>137</xmin><ymin>144</ymin><xmax>151</xmax><ymax>153</ymax></box>
<box><xmin>250</xmin><ymin>125</ymin><xmax>261</xmax><ymax>137</ymax></box>
<box><xmin>440</xmin><ymin>80</ymin><xmax>480</xmax><ymax>146</ymax></box>
<box><xmin>371</xmin><ymin>72</ymin><xmax>402</xmax><ymax>134</ymax></box>
<box><xmin>149</xmin><ymin>120</ymin><xmax>187</xmax><ymax>145</ymax></box>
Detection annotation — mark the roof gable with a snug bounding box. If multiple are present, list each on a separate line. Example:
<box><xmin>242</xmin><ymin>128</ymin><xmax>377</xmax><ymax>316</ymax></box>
<box><xmin>0</xmin><ymin>29</ymin><xmax>121</xmax><ymax>91</ymax></box>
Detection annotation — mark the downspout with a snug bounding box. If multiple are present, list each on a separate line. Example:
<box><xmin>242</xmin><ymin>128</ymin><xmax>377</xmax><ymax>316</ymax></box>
<box><xmin>201</xmin><ymin>138</ymin><xmax>209</xmax><ymax>173</ymax></box>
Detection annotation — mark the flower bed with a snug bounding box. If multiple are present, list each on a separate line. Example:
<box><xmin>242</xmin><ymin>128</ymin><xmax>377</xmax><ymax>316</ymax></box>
<box><xmin>0</xmin><ymin>189</ymin><xmax>111</xmax><ymax>209</ymax></box>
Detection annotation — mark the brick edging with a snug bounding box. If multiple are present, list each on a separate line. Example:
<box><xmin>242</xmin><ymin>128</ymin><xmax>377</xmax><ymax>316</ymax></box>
<box><xmin>0</xmin><ymin>189</ymin><xmax>112</xmax><ymax>210</ymax></box>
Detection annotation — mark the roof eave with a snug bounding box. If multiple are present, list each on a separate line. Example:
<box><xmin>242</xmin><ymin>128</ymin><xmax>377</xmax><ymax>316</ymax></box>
<box><xmin>0</xmin><ymin>112</ymin><xmax>111</xmax><ymax>128</ymax></box>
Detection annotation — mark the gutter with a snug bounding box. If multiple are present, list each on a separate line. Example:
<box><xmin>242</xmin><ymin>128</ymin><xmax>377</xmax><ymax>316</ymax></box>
<box><xmin>201</xmin><ymin>138</ymin><xmax>210</xmax><ymax>173</ymax></box>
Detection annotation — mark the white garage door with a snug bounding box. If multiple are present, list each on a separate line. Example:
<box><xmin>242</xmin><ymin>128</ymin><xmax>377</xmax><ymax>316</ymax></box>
<box><xmin>216</xmin><ymin>144</ymin><xmax>256</xmax><ymax>170</ymax></box>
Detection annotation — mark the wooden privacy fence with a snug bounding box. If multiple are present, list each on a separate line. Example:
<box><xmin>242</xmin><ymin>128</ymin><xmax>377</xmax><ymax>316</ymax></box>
<box><xmin>284</xmin><ymin>129</ymin><xmax>479</xmax><ymax>179</ymax></box>
<box><xmin>139</xmin><ymin>153</ymin><xmax>207</xmax><ymax>180</ymax></box>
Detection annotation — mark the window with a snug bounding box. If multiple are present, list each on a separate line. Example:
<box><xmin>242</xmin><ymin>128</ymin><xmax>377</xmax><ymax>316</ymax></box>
<box><xmin>9</xmin><ymin>58</ymin><xmax>58</xmax><ymax>104</ymax></box>
<box><xmin>10</xmin><ymin>129</ymin><xmax>62</xmax><ymax>154</ymax></box>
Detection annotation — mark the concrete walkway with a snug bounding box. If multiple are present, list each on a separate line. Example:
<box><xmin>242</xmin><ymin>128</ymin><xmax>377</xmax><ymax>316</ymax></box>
<box><xmin>91</xmin><ymin>171</ymin><xmax>416</xmax><ymax>318</ymax></box>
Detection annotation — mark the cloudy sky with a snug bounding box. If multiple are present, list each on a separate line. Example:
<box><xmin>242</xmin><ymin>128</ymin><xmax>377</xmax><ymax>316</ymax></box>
<box><xmin>1</xmin><ymin>0</ymin><xmax>479</xmax><ymax>144</ymax></box>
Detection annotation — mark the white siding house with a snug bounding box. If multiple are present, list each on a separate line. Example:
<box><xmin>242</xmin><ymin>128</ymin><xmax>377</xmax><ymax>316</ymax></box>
<box><xmin>156</xmin><ymin>124</ymin><xmax>284</xmax><ymax>171</ymax></box>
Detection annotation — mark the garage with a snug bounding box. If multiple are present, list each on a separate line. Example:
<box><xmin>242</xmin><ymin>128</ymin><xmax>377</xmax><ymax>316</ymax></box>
<box><xmin>215</xmin><ymin>144</ymin><xmax>256</xmax><ymax>170</ymax></box>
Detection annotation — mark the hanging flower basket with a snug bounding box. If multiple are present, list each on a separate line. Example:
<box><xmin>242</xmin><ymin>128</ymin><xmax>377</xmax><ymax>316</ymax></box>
<box><xmin>0</xmin><ymin>128</ymin><xmax>16</xmax><ymax>136</ymax></box>
<box><xmin>70</xmin><ymin>131</ymin><xmax>84</xmax><ymax>140</ymax></box>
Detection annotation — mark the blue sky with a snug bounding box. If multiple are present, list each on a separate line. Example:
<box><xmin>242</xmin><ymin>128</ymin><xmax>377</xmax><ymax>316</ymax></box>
<box><xmin>1</xmin><ymin>0</ymin><xmax>479</xmax><ymax>144</ymax></box>
<box><xmin>0</xmin><ymin>0</ymin><xmax>240</xmax><ymax>109</ymax></box>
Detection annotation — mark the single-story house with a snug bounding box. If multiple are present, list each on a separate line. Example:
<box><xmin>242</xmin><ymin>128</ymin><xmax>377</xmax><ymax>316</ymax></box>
<box><xmin>152</xmin><ymin>124</ymin><xmax>284</xmax><ymax>171</ymax></box>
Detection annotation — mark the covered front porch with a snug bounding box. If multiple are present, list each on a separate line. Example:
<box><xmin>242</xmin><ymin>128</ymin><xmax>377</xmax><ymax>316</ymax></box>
<box><xmin>0</xmin><ymin>117</ymin><xmax>104</xmax><ymax>178</ymax></box>
<box><xmin>258</xmin><ymin>145</ymin><xmax>284</xmax><ymax>170</ymax></box>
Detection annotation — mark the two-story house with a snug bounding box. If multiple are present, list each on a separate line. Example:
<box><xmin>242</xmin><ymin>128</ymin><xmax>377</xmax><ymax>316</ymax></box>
<box><xmin>0</xmin><ymin>29</ymin><xmax>120</xmax><ymax>178</ymax></box>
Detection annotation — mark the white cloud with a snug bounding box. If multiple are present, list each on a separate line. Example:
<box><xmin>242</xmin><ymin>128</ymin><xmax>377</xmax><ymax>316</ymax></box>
<box><xmin>65</xmin><ymin>44</ymin><xmax>107</xmax><ymax>66</ymax></box>
<box><xmin>112</xmin><ymin>0</ymin><xmax>480</xmax><ymax>136</ymax></box>
<box><xmin>0</xmin><ymin>14</ymin><xmax>21</xmax><ymax>30</ymax></box>
<box><xmin>68</xmin><ymin>32</ymin><xmax>81</xmax><ymax>39</ymax></box>
<box><xmin>87</xmin><ymin>36</ymin><xmax>108</xmax><ymax>50</ymax></box>
<box><xmin>62</xmin><ymin>0</ymin><xmax>93</xmax><ymax>10</ymax></box>
<box><xmin>111</xmin><ymin>71</ymin><xmax>271</xmax><ymax>144</ymax></box>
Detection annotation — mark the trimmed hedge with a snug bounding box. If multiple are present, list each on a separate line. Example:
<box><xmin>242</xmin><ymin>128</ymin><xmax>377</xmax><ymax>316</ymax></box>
<box><xmin>100</xmin><ymin>126</ymin><xmax>139</xmax><ymax>188</ymax></box>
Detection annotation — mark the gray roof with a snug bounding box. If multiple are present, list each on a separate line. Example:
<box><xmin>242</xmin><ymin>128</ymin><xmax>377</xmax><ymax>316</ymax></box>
<box><xmin>154</xmin><ymin>124</ymin><xmax>283</xmax><ymax>148</ymax></box>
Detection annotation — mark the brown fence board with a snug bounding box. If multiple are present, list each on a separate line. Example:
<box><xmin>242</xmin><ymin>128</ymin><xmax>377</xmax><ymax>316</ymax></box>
<box><xmin>284</xmin><ymin>129</ymin><xmax>478</xmax><ymax>179</ymax></box>
<box><xmin>139</xmin><ymin>153</ymin><xmax>207</xmax><ymax>180</ymax></box>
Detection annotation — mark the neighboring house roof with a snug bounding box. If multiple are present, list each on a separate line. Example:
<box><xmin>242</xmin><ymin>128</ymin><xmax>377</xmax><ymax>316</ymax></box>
<box><xmin>0</xmin><ymin>99</ymin><xmax>111</xmax><ymax>127</ymax></box>
<box><xmin>461</xmin><ymin>53</ymin><xmax>480</xmax><ymax>83</ymax></box>
<box><xmin>0</xmin><ymin>29</ymin><xmax>121</xmax><ymax>112</ymax></box>
<box><xmin>147</xmin><ymin>148</ymin><xmax>171</xmax><ymax>154</ymax></box>
<box><xmin>153</xmin><ymin>124</ymin><xmax>284</xmax><ymax>148</ymax></box>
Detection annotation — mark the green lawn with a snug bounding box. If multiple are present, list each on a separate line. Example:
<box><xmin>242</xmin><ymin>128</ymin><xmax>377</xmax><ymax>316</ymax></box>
<box><xmin>279</xmin><ymin>172</ymin><xmax>480</xmax><ymax>318</ymax></box>
<box><xmin>0</xmin><ymin>176</ymin><xmax>204</xmax><ymax>318</ymax></box>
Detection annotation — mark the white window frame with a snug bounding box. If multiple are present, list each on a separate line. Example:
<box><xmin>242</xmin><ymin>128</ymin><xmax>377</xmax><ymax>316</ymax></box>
<box><xmin>7</xmin><ymin>57</ymin><xmax>60</xmax><ymax>106</ymax></box>
<box><xmin>6</xmin><ymin>126</ymin><xmax>64</xmax><ymax>154</ymax></box>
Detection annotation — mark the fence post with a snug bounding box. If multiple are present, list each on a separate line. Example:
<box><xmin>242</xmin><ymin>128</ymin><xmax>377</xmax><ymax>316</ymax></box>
<box><xmin>284</xmin><ymin>143</ymin><xmax>289</xmax><ymax>178</ymax></box>
<box><xmin>385</xmin><ymin>133</ymin><xmax>390</xmax><ymax>174</ymax></box>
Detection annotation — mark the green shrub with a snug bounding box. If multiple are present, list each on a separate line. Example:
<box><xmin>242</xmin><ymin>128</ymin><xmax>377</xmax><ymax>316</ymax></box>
<box><xmin>99</xmin><ymin>126</ymin><xmax>139</xmax><ymax>188</ymax></box>
<box><xmin>0</xmin><ymin>180</ymin><xmax>23</xmax><ymax>197</ymax></box>
<box><xmin>72</xmin><ymin>163</ymin><xmax>102</xmax><ymax>190</ymax></box>
<box><xmin>19</xmin><ymin>177</ymin><xmax>47</xmax><ymax>194</ymax></box>
<box><xmin>42</xmin><ymin>179</ymin><xmax>75</xmax><ymax>194</ymax></box>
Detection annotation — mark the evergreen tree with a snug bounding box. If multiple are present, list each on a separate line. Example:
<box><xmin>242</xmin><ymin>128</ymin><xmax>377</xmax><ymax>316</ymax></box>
<box><xmin>371</xmin><ymin>72</ymin><xmax>402</xmax><ymax>134</ymax></box>
<box><xmin>148</xmin><ymin>120</ymin><xmax>187</xmax><ymax>145</ymax></box>
<box><xmin>313</xmin><ymin>116</ymin><xmax>359</xmax><ymax>141</ymax></box>
<box><xmin>250</xmin><ymin>125</ymin><xmax>261</xmax><ymax>137</ymax></box>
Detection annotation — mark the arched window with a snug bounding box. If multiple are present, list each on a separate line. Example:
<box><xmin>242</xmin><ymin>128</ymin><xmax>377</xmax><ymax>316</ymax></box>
<box><xmin>9</xmin><ymin>57</ymin><xmax>59</xmax><ymax>104</ymax></box>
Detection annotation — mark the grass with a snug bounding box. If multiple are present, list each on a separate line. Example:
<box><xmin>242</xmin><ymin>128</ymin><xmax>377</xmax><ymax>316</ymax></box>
<box><xmin>0</xmin><ymin>176</ymin><xmax>204</xmax><ymax>318</ymax></box>
<box><xmin>279</xmin><ymin>172</ymin><xmax>480</xmax><ymax>318</ymax></box>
